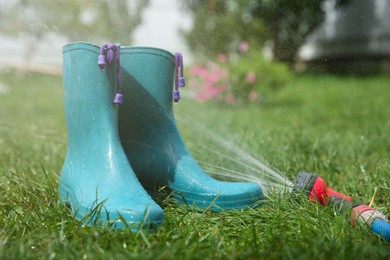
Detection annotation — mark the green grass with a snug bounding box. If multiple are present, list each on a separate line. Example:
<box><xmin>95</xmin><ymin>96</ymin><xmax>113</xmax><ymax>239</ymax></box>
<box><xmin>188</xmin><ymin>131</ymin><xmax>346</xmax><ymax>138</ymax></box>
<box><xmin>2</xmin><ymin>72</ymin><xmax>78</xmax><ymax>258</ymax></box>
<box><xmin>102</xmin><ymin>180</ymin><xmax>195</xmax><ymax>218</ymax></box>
<box><xmin>0</xmin><ymin>71</ymin><xmax>389</xmax><ymax>259</ymax></box>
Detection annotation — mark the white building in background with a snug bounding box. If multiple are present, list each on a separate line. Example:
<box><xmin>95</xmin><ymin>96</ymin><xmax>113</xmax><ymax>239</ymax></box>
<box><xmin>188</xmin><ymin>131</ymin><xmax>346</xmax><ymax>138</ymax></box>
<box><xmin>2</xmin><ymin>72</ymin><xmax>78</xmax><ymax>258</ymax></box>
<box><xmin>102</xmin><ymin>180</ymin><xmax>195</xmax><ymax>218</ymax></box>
<box><xmin>298</xmin><ymin>0</ymin><xmax>390</xmax><ymax>72</ymax></box>
<box><xmin>0</xmin><ymin>0</ymin><xmax>192</xmax><ymax>67</ymax></box>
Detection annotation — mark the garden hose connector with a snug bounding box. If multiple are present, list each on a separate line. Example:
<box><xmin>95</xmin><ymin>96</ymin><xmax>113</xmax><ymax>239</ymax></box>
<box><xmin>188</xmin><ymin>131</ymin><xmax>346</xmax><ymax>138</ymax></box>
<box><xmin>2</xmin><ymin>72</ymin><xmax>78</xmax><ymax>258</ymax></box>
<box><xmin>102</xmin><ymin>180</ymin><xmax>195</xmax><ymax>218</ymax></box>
<box><xmin>350</xmin><ymin>204</ymin><xmax>387</xmax><ymax>227</ymax></box>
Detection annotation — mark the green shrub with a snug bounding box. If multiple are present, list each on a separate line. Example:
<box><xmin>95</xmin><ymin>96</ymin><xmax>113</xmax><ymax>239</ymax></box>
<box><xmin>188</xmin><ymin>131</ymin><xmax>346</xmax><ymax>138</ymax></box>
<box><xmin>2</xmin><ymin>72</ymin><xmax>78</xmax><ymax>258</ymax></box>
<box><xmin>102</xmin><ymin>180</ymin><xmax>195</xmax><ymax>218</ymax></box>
<box><xmin>187</xmin><ymin>42</ymin><xmax>292</xmax><ymax>105</ymax></box>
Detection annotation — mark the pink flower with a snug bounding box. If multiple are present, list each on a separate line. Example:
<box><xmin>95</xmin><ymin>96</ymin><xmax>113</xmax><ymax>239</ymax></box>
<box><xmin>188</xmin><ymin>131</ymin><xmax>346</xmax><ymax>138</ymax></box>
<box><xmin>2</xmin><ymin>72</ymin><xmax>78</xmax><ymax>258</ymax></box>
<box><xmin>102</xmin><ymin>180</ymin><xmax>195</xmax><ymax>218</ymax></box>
<box><xmin>205</xmin><ymin>72</ymin><xmax>219</xmax><ymax>85</ymax></box>
<box><xmin>216</xmin><ymin>53</ymin><xmax>228</xmax><ymax>63</ymax></box>
<box><xmin>225</xmin><ymin>94</ymin><xmax>235</xmax><ymax>104</ymax></box>
<box><xmin>248</xmin><ymin>90</ymin><xmax>258</xmax><ymax>102</ymax></box>
<box><xmin>213</xmin><ymin>85</ymin><xmax>225</xmax><ymax>95</ymax></box>
<box><xmin>196</xmin><ymin>92</ymin><xmax>207</xmax><ymax>102</ymax></box>
<box><xmin>188</xmin><ymin>61</ymin><xmax>230</xmax><ymax>103</ymax></box>
<box><xmin>239</xmin><ymin>41</ymin><xmax>249</xmax><ymax>53</ymax></box>
<box><xmin>246</xmin><ymin>71</ymin><xmax>256</xmax><ymax>84</ymax></box>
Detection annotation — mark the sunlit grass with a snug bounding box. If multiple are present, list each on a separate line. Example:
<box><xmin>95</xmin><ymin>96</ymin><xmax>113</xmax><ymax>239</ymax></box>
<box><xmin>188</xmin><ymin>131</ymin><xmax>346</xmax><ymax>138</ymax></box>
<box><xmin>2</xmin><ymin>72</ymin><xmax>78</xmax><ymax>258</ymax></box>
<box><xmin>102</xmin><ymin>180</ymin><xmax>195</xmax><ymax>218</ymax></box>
<box><xmin>0</xmin><ymin>71</ymin><xmax>389</xmax><ymax>259</ymax></box>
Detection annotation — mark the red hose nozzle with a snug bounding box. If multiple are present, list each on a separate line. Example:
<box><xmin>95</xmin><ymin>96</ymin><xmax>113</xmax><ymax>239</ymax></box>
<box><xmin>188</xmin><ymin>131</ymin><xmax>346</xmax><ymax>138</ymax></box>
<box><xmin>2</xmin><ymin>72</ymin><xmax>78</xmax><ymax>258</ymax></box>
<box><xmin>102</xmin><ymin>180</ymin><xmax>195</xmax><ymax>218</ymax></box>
<box><xmin>293</xmin><ymin>172</ymin><xmax>352</xmax><ymax>206</ymax></box>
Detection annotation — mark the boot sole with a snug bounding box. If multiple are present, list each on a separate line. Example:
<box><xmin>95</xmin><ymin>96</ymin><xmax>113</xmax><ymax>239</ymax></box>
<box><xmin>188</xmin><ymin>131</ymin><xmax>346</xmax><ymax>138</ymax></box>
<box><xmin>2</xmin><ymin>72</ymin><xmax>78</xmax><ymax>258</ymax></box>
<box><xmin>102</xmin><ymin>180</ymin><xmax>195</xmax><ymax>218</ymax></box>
<box><xmin>58</xmin><ymin>184</ymin><xmax>164</xmax><ymax>230</ymax></box>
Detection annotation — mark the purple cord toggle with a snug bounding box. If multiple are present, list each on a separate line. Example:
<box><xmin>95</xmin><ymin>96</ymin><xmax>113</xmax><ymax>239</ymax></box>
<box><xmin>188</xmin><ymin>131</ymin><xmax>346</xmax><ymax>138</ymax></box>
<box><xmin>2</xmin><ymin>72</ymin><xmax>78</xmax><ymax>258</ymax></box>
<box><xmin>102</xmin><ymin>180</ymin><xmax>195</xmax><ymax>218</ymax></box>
<box><xmin>173</xmin><ymin>89</ymin><xmax>180</xmax><ymax>103</ymax></box>
<box><xmin>98</xmin><ymin>44</ymin><xmax>122</xmax><ymax>104</ymax></box>
<box><xmin>178</xmin><ymin>77</ymin><xmax>185</xmax><ymax>87</ymax></box>
<box><xmin>178</xmin><ymin>53</ymin><xmax>185</xmax><ymax>87</ymax></box>
<box><xmin>98</xmin><ymin>44</ymin><xmax>108</xmax><ymax>71</ymax></box>
<box><xmin>174</xmin><ymin>52</ymin><xmax>185</xmax><ymax>103</ymax></box>
<box><xmin>98</xmin><ymin>55</ymin><xmax>106</xmax><ymax>71</ymax></box>
<box><xmin>113</xmin><ymin>93</ymin><xmax>123</xmax><ymax>104</ymax></box>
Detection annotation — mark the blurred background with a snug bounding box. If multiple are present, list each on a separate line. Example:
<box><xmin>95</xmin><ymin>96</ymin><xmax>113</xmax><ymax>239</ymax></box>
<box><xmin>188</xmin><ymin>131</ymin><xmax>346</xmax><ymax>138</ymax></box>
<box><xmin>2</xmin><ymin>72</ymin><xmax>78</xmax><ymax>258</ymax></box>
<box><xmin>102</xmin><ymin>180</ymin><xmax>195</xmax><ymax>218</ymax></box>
<box><xmin>0</xmin><ymin>0</ymin><xmax>192</xmax><ymax>70</ymax></box>
<box><xmin>1</xmin><ymin>0</ymin><xmax>389</xmax><ymax>177</ymax></box>
<box><xmin>1</xmin><ymin>0</ymin><xmax>390</xmax><ymax>137</ymax></box>
<box><xmin>1</xmin><ymin>0</ymin><xmax>389</xmax><ymax>74</ymax></box>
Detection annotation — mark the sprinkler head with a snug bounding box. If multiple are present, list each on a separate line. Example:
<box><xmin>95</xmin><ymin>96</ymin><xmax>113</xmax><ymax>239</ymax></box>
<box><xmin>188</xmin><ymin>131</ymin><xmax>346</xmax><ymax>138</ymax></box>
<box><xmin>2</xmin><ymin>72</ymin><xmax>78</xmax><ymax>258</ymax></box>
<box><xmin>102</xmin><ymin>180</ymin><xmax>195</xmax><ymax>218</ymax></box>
<box><xmin>292</xmin><ymin>171</ymin><xmax>352</xmax><ymax>207</ymax></box>
<box><xmin>292</xmin><ymin>172</ymin><xmax>318</xmax><ymax>196</ymax></box>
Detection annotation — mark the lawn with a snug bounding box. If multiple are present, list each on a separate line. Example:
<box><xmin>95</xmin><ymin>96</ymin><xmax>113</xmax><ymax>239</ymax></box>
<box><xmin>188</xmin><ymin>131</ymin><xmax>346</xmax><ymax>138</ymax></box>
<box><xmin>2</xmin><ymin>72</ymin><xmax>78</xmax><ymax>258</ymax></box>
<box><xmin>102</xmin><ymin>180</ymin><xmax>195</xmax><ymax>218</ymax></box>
<box><xmin>0</xmin><ymin>70</ymin><xmax>389</xmax><ymax>259</ymax></box>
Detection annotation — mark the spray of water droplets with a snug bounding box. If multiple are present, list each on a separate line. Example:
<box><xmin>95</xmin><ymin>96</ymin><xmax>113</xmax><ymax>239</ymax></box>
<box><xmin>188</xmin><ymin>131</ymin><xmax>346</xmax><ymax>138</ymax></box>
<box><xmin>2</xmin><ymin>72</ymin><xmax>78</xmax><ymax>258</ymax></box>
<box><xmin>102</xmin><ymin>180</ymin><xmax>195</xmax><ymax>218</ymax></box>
<box><xmin>175</xmin><ymin>115</ymin><xmax>293</xmax><ymax>194</ymax></box>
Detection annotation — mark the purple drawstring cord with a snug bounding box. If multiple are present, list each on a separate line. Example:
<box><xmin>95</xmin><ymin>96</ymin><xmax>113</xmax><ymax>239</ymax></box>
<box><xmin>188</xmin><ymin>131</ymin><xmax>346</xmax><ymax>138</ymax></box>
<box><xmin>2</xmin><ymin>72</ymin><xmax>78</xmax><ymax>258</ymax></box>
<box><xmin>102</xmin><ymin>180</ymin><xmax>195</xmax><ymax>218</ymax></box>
<box><xmin>113</xmin><ymin>45</ymin><xmax>122</xmax><ymax>104</ymax></box>
<box><xmin>98</xmin><ymin>44</ymin><xmax>122</xmax><ymax>104</ymax></box>
<box><xmin>178</xmin><ymin>53</ymin><xmax>185</xmax><ymax>87</ymax></box>
<box><xmin>99</xmin><ymin>46</ymin><xmax>184</xmax><ymax>104</ymax></box>
<box><xmin>173</xmin><ymin>52</ymin><xmax>185</xmax><ymax>103</ymax></box>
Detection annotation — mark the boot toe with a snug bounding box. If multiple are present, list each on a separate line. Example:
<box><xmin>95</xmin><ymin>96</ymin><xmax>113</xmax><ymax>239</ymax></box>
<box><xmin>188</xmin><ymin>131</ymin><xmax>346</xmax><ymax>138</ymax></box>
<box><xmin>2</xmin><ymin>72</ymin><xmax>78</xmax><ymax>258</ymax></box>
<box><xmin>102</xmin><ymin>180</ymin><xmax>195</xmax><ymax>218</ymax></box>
<box><xmin>104</xmin><ymin>203</ymin><xmax>165</xmax><ymax>230</ymax></box>
<box><xmin>170</xmin><ymin>155</ymin><xmax>264</xmax><ymax>210</ymax></box>
<box><xmin>59</xmin><ymin>184</ymin><xmax>164</xmax><ymax>230</ymax></box>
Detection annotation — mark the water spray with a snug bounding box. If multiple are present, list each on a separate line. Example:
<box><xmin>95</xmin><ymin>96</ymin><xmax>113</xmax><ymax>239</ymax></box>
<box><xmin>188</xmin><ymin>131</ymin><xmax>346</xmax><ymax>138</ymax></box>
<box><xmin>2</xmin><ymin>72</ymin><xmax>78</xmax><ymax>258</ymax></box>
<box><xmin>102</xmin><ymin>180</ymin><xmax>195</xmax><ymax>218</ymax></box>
<box><xmin>176</xmin><ymin>116</ymin><xmax>390</xmax><ymax>242</ymax></box>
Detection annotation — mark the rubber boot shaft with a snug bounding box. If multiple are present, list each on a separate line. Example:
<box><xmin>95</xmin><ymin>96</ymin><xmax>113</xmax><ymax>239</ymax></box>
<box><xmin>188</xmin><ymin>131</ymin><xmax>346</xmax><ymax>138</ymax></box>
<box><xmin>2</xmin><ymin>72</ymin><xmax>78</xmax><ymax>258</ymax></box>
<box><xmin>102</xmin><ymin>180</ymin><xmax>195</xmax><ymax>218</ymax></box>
<box><xmin>118</xmin><ymin>47</ymin><xmax>263</xmax><ymax>210</ymax></box>
<box><xmin>59</xmin><ymin>42</ymin><xmax>164</xmax><ymax>229</ymax></box>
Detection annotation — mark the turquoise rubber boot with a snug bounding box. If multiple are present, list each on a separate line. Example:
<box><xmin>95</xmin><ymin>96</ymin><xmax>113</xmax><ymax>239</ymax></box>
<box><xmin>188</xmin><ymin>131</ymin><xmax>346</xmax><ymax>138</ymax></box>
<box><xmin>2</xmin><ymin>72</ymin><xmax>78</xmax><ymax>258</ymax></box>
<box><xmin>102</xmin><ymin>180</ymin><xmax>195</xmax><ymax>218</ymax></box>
<box><xmin>118</xmin><ymin>47</ymin><xmax>263</xmax><ymax>211</ymax></box>
<box><xmin>59</xmin><ymin>42</ymin><xmax>164</xmax><ymax>229</ymax></box>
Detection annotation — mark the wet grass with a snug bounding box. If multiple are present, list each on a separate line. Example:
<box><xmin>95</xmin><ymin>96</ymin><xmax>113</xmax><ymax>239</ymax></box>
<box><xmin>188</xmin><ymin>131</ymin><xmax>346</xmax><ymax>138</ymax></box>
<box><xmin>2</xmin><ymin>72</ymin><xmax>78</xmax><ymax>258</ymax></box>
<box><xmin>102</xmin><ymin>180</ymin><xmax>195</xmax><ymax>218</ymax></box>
<box><xmin>0</xmin><ymin>70</ymin><xmax>389</xmax><ymax>259</ymax></box>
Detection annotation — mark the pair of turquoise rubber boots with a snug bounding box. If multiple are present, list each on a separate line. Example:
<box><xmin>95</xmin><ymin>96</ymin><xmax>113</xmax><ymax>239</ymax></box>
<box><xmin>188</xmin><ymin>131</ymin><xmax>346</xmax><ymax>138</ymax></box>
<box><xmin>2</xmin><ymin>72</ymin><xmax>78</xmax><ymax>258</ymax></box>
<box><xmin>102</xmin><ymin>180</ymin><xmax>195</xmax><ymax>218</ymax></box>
<box><xmin>58</xmin><ymin>42</ymin><xmax>263</xmax><ymax>230</ymax></box>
